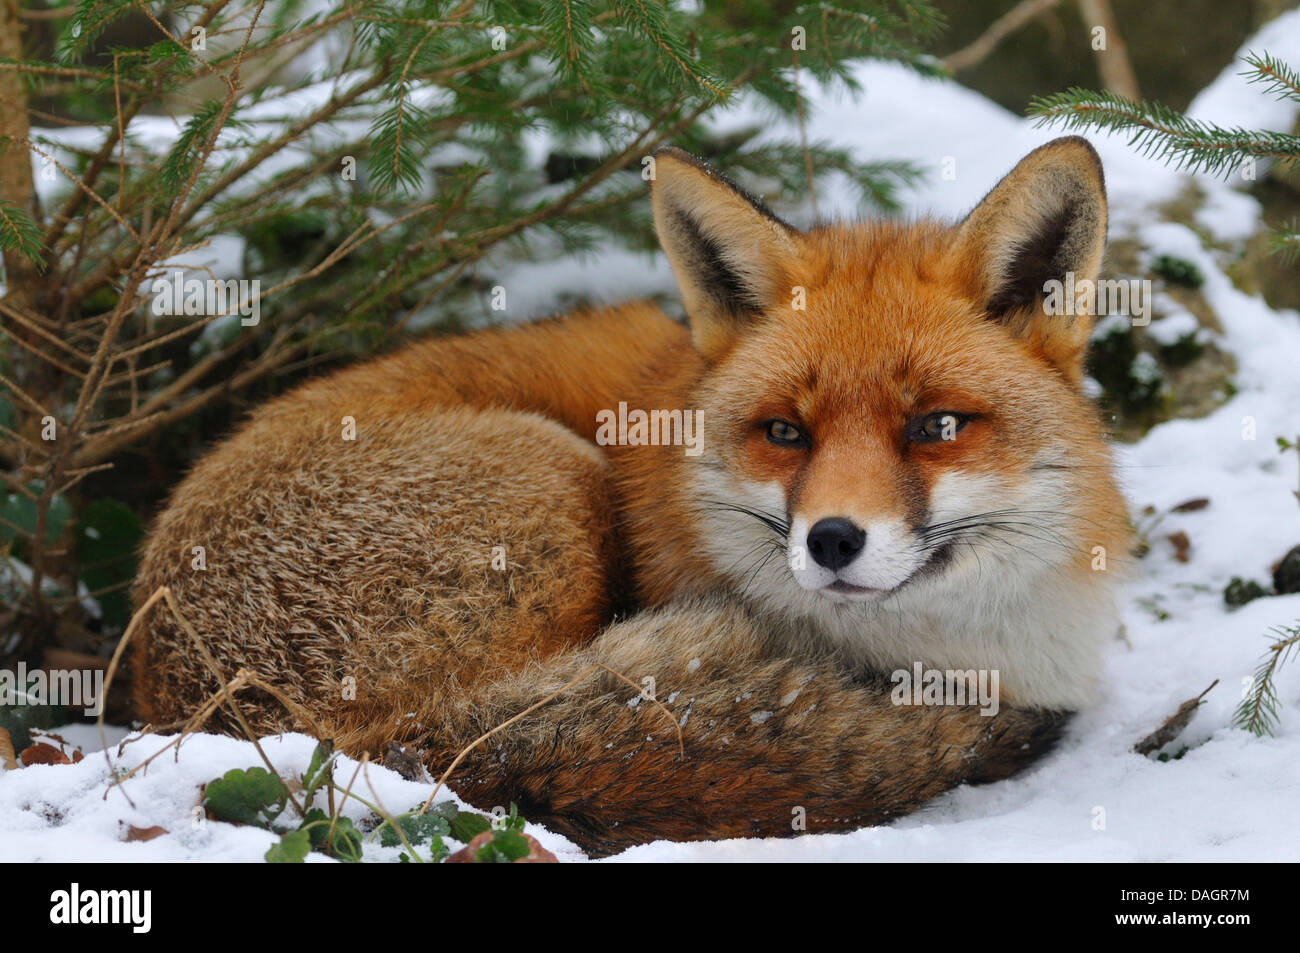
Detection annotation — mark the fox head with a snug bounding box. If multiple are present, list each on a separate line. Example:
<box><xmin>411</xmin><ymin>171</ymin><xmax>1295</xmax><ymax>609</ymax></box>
<box><xmin>649</xmin><ymin>139</ymin><xmax>1130</xmax><ymax>704</ymax></box>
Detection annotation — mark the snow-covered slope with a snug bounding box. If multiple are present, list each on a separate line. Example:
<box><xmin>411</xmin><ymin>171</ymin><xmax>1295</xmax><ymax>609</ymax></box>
<box><xmin>4</xmin><ymin>17</ymin><xmax>1299</xmax><ymax>863</ymax></box>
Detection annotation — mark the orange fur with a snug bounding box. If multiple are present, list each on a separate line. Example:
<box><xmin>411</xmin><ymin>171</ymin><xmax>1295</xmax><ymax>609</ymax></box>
<box><xmin>131</xmin><ymin>138</ymin><xmax>1128</xmax><ymax>854</ymax></box>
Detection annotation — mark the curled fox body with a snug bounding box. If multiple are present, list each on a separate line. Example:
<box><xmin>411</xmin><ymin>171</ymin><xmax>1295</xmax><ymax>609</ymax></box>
<box><xmin>132</xmin><ymin>138</ymin><xmax>1129</xmax><ymax>854</ymax></box>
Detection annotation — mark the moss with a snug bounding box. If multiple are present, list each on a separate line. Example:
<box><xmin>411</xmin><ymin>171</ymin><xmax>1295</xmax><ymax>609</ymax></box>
<box><xmin>1151</xmin><ymin>254</ymin><xmax>1206</xmax><ymax>289</ymax></box>
<box><xmin>1158</xmin><ymin>331</ymin><xmax>1206</xmax><ymax>367</ymax></box>
<box><xmin>1091</xmin><ymin>229</ymin><xmax>1238</xmax><ymax>441</ymax></box>
<box><xmin>1086</xmin><ymin>324</ymin><xmax>1167</xmax><ymax>426</ymax></box>
<box><xmin>1224</xmin><ymin>577</ymin><xmax>1269</xmax><ymax>609</ymax></box>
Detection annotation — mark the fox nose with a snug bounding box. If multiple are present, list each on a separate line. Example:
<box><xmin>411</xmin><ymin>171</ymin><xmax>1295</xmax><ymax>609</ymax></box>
<box><xmin>806</xmin><ymin>517</ymin><xmax>866</xmax><ymax>571</ymax></box>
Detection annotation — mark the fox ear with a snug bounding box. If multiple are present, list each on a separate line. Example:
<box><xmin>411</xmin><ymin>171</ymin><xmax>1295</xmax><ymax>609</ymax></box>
<box><xmin>952</xmin><ymin>136</ymin><xmax>1107</xmax><ymax>382</ymax></box>
<box><xmin>651</xmin><ymin>147</ymin><xmax>799</xmax><ymax>361</ymax></box>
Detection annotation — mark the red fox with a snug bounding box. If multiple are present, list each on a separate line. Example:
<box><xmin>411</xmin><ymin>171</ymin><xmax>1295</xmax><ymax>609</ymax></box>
<box><xmin>130</xmin><ymin>137</ymin><xmax>1129</xmax><ymax>855</ymax></box>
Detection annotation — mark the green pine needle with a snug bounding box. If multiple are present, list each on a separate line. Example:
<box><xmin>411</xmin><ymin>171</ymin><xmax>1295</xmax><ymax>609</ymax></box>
<box><xmin>159</xmin><ymin>101</ymin><xmax>237</xmax><ymax>198</ymax></box>
<box><xmin>1029</xmin><ymin>86</ymin><xmax>1300</xmax><ymax>178</ymax></box>
<box><xmin>0</xmin><ymin>198</ymin><xmax>48</xmax><ymax>271</ymax></box>
<box><xmin>541</xmin><ymin>0</ymin><xmax>600</xmax><ymax>84</ymax></box>
<box><xmin>1268</xmin><ymin>220</ymin><xmax>1300</xmax><ymax>265</ymax></box>
<box><xmin>1233</xmin><ymin>621</ymin><xmax>1300</xmax><ymax>738</ymax></box>
<box><xmin>58</xmin><ymin>0</ymin><xmax>137</xmax><ymax>64</ymax></box>
<box><xmin>614</xmin><ymin>0</ymin><xmax>727</xmax><ymax>99</ymax></box>
<box><xmin>1243</xmin><ymin>50</ymin><xmax>1300</xmax><ymax>105</ymax></box>
<box><xmin>367</xmin><ymin>98</ymin><xmax>433</xmax><ymax>194</ymax></box>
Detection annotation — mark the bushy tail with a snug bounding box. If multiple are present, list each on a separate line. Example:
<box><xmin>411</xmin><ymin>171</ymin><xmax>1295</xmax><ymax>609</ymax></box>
<box><xmin>415</xmin><ymin>599</ymin><xmax>1066</xmax><ymax>856</ymax></box>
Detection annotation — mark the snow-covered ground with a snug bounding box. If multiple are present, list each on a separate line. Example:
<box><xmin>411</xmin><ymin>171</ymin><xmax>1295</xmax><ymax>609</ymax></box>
<box><xmin>4</xmin><ymin>15</ymin><xmax>1300</xmax><ymax>863</ymax></box>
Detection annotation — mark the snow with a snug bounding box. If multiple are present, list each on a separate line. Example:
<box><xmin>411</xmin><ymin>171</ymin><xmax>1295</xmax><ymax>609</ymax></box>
<box><xmin>5</xmin><ymin>17</ymin><xmax>1300</xmax><ymax>863</ymax></box>
<box><xmin>1144</xmin><ymin>307</ymin><xmax>1200</xmax><ymax>346</ymax></box>
<box><xmin>1188</xmin><ymin>10</ymin><xmax>1300</xmax><ymax>134</ymax></box>
<box><xmin>0</xmin><ymin>731</ymin><xmax>584</xmax><ymax>863</ymax></box>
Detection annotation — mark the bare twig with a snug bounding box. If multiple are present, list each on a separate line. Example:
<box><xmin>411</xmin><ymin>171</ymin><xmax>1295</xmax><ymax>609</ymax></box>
<box><xmin>944</xmin><ymin>0</ymin><xmax>1063</xmax><ymax>74</ymax></box>
<box><xmin>1077</xmin><ymin>0</ymin><xmax>1140</xmax><ymax>101</ymax></box>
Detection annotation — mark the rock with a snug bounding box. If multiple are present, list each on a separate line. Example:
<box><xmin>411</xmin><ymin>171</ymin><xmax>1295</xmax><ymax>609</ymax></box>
<box><xmin>1273</xmin><ymin>544</ymin><xmax>1300</xmax><ymax>595</ymax></box>
<box><xmin>382</xmin><ymin>742</ymin><xmax>426</xmax><ymax>782</ymax></box>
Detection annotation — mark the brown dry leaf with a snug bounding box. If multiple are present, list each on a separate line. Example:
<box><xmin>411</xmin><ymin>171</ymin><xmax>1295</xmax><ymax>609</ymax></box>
<box><xmin>1170</xmin><ymin>497</ymin><xmax>1210</xmax><ymax>513</ymax></box>
<box><xmin>1133</xmin><ymin>680</ymin><xmax>1218</xmax><ymax>756</ymax></box>
<box><xmin>0</xmin><ymin>726</ymin><xmax>17</xmax><ymax>771</ymax></box>
<box><xmin>445</xmin><ymin>830</ymin><xmax>559</xmax><ymax>863</ymax></box>
<box><xmin>514</xmin><ymin>834</ymin><xmax>560</xmax><ymax>863</ymax></box>
<box><xmin>1167</xmin><ymin>530</ymin><xmax>1191</xmax><ymax>563</ymax></box>
<box><xmin>19</xmin><ymin>742</ymin><xmax>73</xmax><ymax>766</ymax></box>
<box><xmin>125</xmin><ymin>825</ymin><xmax>169</xmax><ymax>842</ymax></box>
<box><xmin>24</xmin><ymin>732</ymin><xmax>84</xmax><ymax>764</ymax></box>
<box><xmin>445</xmin><ymin>830</ymin><xmax>494</xmax><ymax>863</ymax></box>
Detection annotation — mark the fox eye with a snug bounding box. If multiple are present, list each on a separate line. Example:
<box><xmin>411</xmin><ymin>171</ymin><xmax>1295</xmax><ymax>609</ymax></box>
<box><xmin>765</xmin><ymin>419</ymin><xmax>808</xmax><ymax>448</ymax></box>
<box><xmin>909</xmin><ymin>412</ymin><xmax>971</xmax><ymax>443</ymax></box>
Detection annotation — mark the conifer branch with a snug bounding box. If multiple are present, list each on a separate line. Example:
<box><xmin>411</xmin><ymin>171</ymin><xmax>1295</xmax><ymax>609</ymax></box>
<box><xmin>1234</xmin><ymin>622</ymin><xmax>1300</xmax><ymax>737</ymax></box>
<box><xmin>1030</xmin><ymin>87</ymin><xmax>1300</xmax><ymax>177</ymax></box>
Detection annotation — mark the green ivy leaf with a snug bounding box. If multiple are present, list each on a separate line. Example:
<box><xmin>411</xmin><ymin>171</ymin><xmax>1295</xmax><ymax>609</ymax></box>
<box><xmin>324</xmin><ymin>815</ymin><xmax>364</xmax><ymax>862</ymax></box>
<box><xmin>474</xmin><ymin>829</ymin><xmax>531</xmax><ymax>863</ymax></box>
<box><xmin>378</xmin><ymin>809</ymin><xmax>450</xmax><ymax>848</ymax></box>
<box><xmin>265</xmin><ymin>829</ymin><xmax>311</xmax><ymax>863</ymax></box>
<box><xmin>447</xmin><ymin>808</ymin><xmax>492</xmax><ymax>844</ymax></box>
<box><xmin>302</xmin><ymin>740</ymin><xmax>335</xmax><ymax>798</ymax></box>
<box><xmin>204</xmin><ymin>767</ymin><xmax>289</xmax><ymax>827</ymax></box>
<box><xmin>501</xmin><ymin>803</ymin><xmax>526</xmax><ymax>832</ymax></box>
<box><xmin>301</xmin><ymin>807</ymin><xmax>363</xmax><ymax>861</ymax></box>
<box><xmin>301</xmin><ymin>807</ymin><xmax>331</xmax><ymax>846</ymax></box>
<box><xmin>425</xmin><ymin>836</ymin><xmax>450</xmax><ymax>864</ymax></box>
